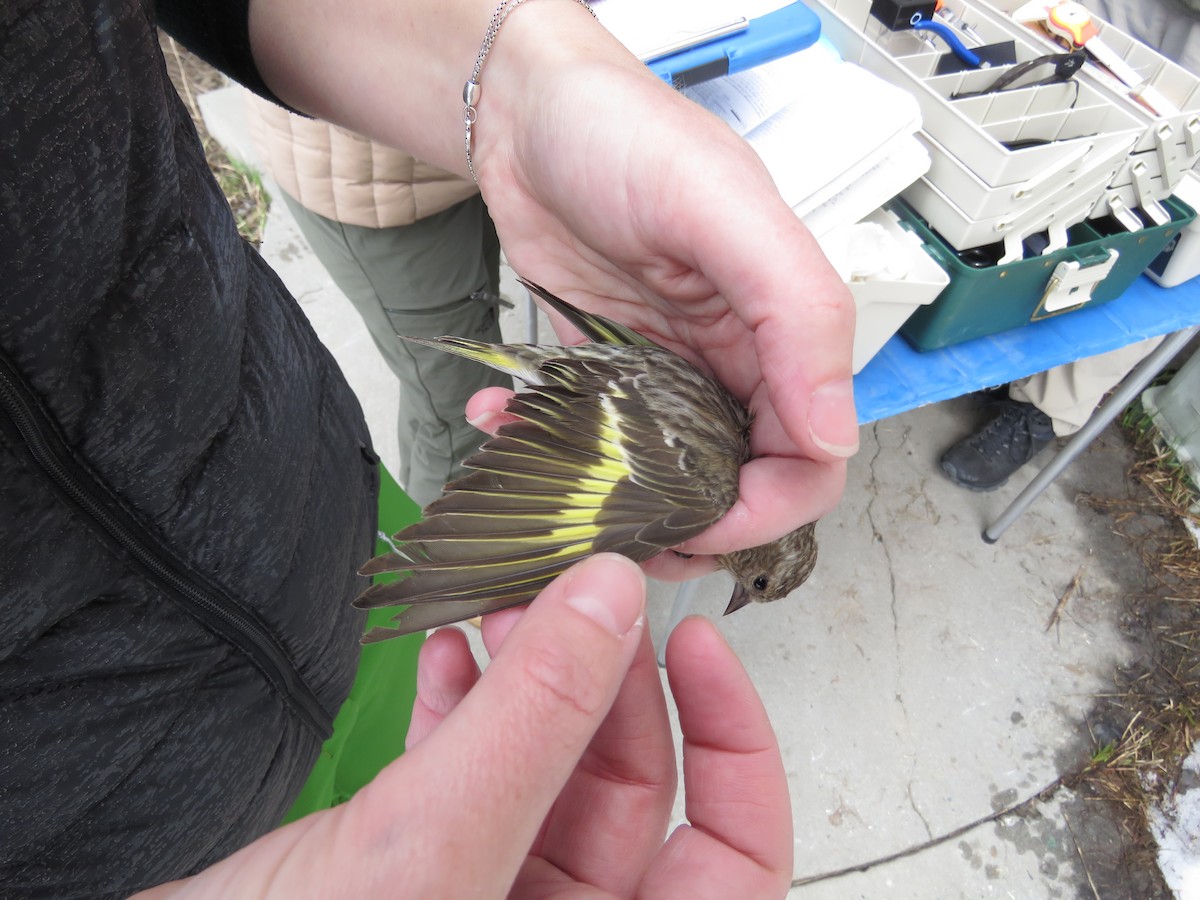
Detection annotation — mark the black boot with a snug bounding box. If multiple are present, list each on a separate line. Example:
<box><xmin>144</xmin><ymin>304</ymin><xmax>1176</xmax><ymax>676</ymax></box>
<box><xmin>940</xmin><ymin>399</ymin><xmax>1055</xmax><ymax>491</ymax></box>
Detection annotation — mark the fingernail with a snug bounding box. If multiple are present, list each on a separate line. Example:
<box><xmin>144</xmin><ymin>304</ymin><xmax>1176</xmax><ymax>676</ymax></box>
<box><xmin>564</xmin><ymin>554</ymin><xmax>645</xmax><ymax>637</ymax></box>
<box><xmin>808</xmin><ymin>379</ymin><xmax>859</xmax><ymax>458</ymax></box>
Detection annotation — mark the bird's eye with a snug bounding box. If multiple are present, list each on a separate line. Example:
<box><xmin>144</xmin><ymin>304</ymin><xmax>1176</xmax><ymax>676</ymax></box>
<box><xmin>753</xmin><ymin>576</ymin><xmax>769</xmax><ymax>591</ymax></box>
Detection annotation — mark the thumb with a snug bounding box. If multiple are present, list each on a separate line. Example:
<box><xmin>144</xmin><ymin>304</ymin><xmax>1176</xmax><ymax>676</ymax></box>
<box><xmin>357</xmin><ymin>553</ymin><xmax>647</xmax><ymax>895</ymax></box>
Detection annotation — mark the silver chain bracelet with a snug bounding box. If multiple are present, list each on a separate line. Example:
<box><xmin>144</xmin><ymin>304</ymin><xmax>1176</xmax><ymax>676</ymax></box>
<box><xmin>463</xmin><ymin>0</ymin><xmax>597</xmax><ymax>183</ymax></box>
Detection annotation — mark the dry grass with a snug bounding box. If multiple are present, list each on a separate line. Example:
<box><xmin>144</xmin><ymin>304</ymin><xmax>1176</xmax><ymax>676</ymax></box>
<box><xmin>1073</xmin><ymin>396</ymin><xmax>1200</xmax><ymax>872</ymax></box>
<box><xmin>159</xmin><ymin>33</ymin><xmax>270</xmax><ymax>246</ymax></box>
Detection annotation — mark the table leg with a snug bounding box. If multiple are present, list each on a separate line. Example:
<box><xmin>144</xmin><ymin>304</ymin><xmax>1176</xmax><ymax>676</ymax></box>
<box><xmin>983</xmin><ymin>324</ymin><xmax>1200</xmax><ymax>543</ymax></box>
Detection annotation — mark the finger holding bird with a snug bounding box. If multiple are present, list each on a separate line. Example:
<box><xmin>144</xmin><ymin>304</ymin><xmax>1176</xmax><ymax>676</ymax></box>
<box><xmin>356</xmin><ymin>279</ymin><xmax>821</xmax><ymax>642</ymax></box>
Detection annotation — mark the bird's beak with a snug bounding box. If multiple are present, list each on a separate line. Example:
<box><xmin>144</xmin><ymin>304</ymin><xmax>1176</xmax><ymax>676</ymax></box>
<box><xmin>724</xmin><ymin>584</ymin><xmax>752</xmax><ymax>616</ymax></box>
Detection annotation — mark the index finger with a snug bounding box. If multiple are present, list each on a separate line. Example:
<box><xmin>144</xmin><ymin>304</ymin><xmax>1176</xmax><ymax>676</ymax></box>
<box><xmin>639</xmin><ymin>617</ymin><xmax>793</xmax><ymax>898</ymax></box>
<box><xmin>685</xmin><ymin>194</ymin><xmax>857</xmax><ymax>552</ymax></box>
<box><xmin>524</xmin><ymin>625</ymin><xmax>677</xmax><ymax>895</ymax></box>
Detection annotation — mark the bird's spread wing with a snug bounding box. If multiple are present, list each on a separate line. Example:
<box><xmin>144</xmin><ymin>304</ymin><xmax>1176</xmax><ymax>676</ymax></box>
<box><xmin>355</xmin><ymin>358</ymin><xmax>727</xmax><ymax>642</ymax></box>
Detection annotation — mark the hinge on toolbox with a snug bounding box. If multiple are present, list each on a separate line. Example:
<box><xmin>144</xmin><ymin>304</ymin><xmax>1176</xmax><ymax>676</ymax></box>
<box><xmin>1000</xmin><ymin>231</ymin><xmax>1025</xmax><ymax>266</ymax></box>
<box><xmin>1045</xmin><ymin>219</ymin><xmax>1071</xmax><ymax>256</ymax></box>
<box><xmin>1033</xmin><ymin>250</ymin><xmax>1119</xmax><ymax>318</ymax></box>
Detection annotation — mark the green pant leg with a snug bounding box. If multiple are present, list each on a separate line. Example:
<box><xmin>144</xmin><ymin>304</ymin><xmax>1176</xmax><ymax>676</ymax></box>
<box><xmin>281</xmin><ymin>467</ymin><xmax>423</xmax><ymax>824</ymax></box>
<box><xmin>282</xmin><ymin>193</ymin><xmax>510</xmax><ymax>507</ymax></box>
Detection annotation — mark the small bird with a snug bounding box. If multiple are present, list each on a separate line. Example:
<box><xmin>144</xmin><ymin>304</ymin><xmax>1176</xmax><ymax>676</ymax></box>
<box><xmin>355</xmin><ymin>280</ymin><xmax>818</xmax><ymax>642</ymax></box>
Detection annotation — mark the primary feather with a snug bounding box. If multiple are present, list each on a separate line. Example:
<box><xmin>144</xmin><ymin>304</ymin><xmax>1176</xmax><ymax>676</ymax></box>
<box><xmin>356</xmin><ymin>279</ymin><xmax>816</xmax><ymax>642</ymax></box>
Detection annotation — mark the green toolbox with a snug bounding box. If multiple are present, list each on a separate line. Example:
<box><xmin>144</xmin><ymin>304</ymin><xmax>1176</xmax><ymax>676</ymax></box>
<box><xmin>892</xmin><ymin>196</ymin><xmax>1197</xmax><ymax>351</ymax></box>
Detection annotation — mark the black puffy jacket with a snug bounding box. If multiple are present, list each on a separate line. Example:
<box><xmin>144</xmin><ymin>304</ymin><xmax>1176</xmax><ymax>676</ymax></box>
<box><xmin>0</xmin><ymin>0</ymin><xmax>377</xmax><ymax>895</ymax></box>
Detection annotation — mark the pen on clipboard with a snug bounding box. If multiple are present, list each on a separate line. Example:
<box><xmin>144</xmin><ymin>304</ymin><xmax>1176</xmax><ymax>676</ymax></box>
<box><xmin>637</xmin><ymin>17</ymin><xmax>749</xmax><ymax>63</ymax></box>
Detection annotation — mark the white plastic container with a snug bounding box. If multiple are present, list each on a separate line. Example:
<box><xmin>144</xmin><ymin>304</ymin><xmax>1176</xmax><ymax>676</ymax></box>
<box><xmin>917</xmin><ymin>105</ymin><xmax>1136</xmax><ymax>220</ymax></box>
<box><xmin>902</xmin><ymin>158</ymin><xmax>1121</xmax><ymax>260</ymax></box>
<box><xmin>1147</xmin><ymin>171</ymin><xmax>1200</xmax><ymax>287</ymax></box>
<box><xmin>819</xmin><ymin>207</ymin><xmax>950</xmax><ymax>372</ymax></box>
<box><xmin>978</xmin><ymin>0</ymin><xmax>1200</xmax><ymax>185</ymax></box>
<box><xmin>810</xmin><ymin>1</ymin><xmax>1137</xmax><ymax>186</ymax></box>
<box><xmin>973</xmin><ymin>0</ymin><xmax>1200</xmax><ymax>227</ymax></box>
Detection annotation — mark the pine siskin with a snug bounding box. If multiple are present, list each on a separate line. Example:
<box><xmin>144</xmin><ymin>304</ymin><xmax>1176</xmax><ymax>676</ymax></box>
<box><xmin>355</xmin><ymin>280</ymin><xmax>818</xmax><ymax>642</ymax></box>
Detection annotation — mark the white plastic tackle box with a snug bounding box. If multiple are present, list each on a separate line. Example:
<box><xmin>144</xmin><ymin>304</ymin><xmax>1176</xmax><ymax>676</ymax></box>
<box><xmin>805</xmin><ymin>0</ymin><xmax>1197</xmax><ymax>254</ymax></box>
<box><xmin>902</xmin><ymin>124</ymin><xmax>1129</xmax><ymax>259</ymax></box>
<box><xmin>978</xmin><ymin>0</ymin><xmax>1200</xmax><ymax>228</ymax></box>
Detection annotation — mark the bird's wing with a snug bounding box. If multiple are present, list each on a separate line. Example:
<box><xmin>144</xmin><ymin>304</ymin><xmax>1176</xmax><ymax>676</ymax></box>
<box><xmin>355</xmin><ymin>358</ymin><xmax>727</xmax><ymax>641</ymax></box>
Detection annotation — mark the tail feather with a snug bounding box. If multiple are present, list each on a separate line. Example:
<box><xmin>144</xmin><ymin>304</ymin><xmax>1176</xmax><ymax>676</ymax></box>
<box><xmin>400</xmin><ymin>334</ymin><xmax>544</xmax><ymax>383</ymax></box>
<box><xmin>361</xmin><ymin>594</ymin><xmax>536</xmax><ymax>643</ymax></box>
<box><xmin>356</xmin><ymin>538</ymin><xmax>602</xmax><ymax>618</ymax></box>
<box><xmin>519</xmin><ymin>279</ymin><xmax>660</xmax><ymax>348</ymax></box>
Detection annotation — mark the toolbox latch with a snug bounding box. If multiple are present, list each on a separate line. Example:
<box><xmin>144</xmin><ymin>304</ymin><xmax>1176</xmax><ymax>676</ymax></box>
<box><xmin>1034</xmin><ymin>250</ymin><xmax>1120</xmax><ymax>318</ymax></box>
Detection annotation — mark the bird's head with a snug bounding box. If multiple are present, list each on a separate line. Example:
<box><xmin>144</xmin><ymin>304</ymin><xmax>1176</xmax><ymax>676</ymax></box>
<box><xmin>718</xmin><ymin>522</ymin><xmax>818</xmax><ymax>615</ymax></box>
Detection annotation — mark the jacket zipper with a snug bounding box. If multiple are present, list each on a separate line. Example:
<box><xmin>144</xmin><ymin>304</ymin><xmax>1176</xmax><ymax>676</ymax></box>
<box><xmin>0</xmin><ymin>354</ymin><xmax>333</xmax><ymax>739</ymax></box>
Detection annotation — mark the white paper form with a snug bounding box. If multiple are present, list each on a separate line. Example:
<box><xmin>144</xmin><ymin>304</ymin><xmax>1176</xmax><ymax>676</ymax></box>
<box><xmin>680</xmin><ymin>40</ymin><xmax>928</xmax><ymax>234</ymax></box>
<box><xmin>743</xmin><ymin>56</ymin><xmax>922</xmax><ymax>211</ymax></box>
<box><xmin>682</xmin><ymin>50</ymin><xmax>815</xmax><ymax>134</ymax></box>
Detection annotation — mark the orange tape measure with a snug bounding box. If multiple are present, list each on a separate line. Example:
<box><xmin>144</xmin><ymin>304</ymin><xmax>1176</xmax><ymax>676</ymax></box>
<box><xmin>1044</xmin><ymin>2</ymin><xmax>1099</xmax><ymax>48</ymax></box>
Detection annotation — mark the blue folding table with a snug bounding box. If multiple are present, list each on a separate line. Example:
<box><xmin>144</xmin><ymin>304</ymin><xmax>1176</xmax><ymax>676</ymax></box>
<box><xmin>854</xmin><ymin>274</ymin><xmax>1200</xmax><ymax>540</ymax></box>
<box><xmin>658</xmin><ymin>274</ymin><xmax>1200</xmax><ymax>662</ymax></box>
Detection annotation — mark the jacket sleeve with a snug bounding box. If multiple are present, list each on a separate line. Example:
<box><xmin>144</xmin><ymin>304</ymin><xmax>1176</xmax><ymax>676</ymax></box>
<box><xmin>155</xmin><ymin>0</ymin><xmax>285</xmax><ymax>106</ymax></box>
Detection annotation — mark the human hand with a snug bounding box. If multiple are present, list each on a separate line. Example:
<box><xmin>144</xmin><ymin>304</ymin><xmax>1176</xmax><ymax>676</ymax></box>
<box><xmin>251</xmin><ymin>0</ymin><xmax>857</xmax><ymax>558</ymax></box>
<box><xmin>469</xmin><ymin>3</ymin><xmax>857</xmax><ymax>555</ymax></box>
<box><xmin>132</xmin><ymin>553</ymin><xmax>793</xmax><ymax>898</ymax></box>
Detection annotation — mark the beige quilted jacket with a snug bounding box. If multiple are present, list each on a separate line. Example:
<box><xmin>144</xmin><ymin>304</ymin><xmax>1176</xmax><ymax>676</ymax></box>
<box><xmin>244</xmin><ymin>92</ymin><xmax>478</xmax><ymax>229</ymax></box>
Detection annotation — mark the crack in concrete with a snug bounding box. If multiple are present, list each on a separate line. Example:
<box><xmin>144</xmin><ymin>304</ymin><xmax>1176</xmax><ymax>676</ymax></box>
<box><xmin>907</xmin><ymin>781</ymin><xmax>934</xmax><ymax>841</ymax></box>
<box><xmin>865</xmin><ymin>423</ymin><xmax>932</xmax><ymax>840</ymax></box>
<box><xmin>863</xmin><ymin>422</ymin><xmax>900</xmax><ymax>631</ymax></box>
